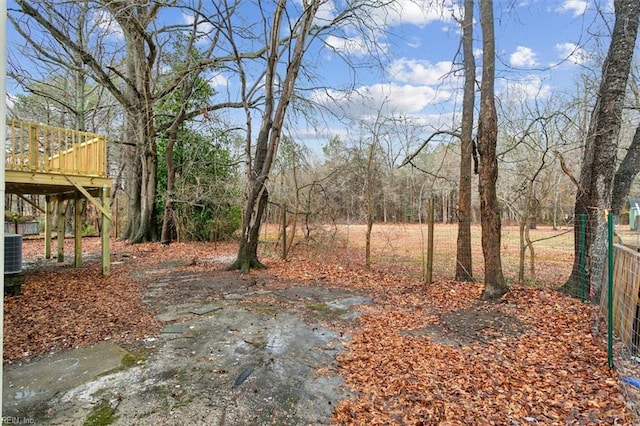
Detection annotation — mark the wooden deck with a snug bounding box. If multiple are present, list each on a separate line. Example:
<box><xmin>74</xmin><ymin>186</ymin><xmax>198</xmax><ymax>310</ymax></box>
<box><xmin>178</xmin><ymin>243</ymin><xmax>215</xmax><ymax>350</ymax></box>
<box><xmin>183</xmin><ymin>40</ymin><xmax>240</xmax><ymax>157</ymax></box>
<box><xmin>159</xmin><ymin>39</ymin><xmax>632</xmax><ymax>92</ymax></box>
<box><xmin>6</xmin><ymin>120</ymin><xmax>111</xmax><ymax>196</ymax></box>
<box><xmin>5</xmin><ymin>120</ymin><xmax>112</xmax><ymax>275</ymax></box>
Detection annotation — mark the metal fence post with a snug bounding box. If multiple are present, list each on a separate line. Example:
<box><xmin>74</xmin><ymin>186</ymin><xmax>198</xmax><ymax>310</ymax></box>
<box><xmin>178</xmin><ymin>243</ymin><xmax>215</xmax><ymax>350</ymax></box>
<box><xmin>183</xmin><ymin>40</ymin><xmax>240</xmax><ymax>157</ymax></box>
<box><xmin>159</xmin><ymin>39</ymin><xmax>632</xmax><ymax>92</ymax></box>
<box><xmin>608</xmin><ymin>212</ymin><xmax>614</xmax><ymax>369</ymax></box>
<box><xmin>425</xmin><ymin>197</ymin><xmax>434</xmax><ymax>284</ymax></box>
<box><xmin>580</xmin><ymin>213</ymin><xmax>586</xmax><ymax>302</ymax></box>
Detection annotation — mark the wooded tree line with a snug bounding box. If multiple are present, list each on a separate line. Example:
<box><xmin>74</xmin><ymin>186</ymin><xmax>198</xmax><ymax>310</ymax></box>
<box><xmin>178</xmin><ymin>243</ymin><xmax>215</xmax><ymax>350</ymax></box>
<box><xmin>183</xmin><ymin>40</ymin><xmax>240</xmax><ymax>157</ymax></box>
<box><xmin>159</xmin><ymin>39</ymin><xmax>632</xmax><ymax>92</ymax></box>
<box><xmin>7</xmin><ymin>0</ymin><xmax>640</xmax><ymax>299</ymax></box>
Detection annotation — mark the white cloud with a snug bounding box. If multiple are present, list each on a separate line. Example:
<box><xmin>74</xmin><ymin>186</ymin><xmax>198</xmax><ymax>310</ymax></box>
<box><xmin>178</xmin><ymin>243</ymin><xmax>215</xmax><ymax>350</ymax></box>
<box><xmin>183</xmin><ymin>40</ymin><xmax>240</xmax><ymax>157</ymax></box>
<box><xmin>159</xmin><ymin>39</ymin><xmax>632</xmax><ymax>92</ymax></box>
<box><xmin>208</xmin><ymin>74</ymin><xmax>228</xmax><ymax>88</ymax></box>
<box><xmin>313</xmin><ymin>82</ymin><xmax>452</xmax><ymax>118</ymax></box>
<box><xmin>315</xmin><ymin>0</ymin><xmax>336</xmax><ymax>23</ymax></box>
<box><xmin>500</xmin><ymin>75</ymin><xmax>551</xmax><ymax>100</ymax></box>
<box><xmin>509</xmin><ymin>46</ymin><xmax>537</xmax><ymax>67</ymax></box>
<box><xmin>379</xmin><ymin>0</ymin><xmax>457</xmax><ymax>27</ymax></box>
<box><xmin>555</xmin><ymin>42</ymin><xmax>588</xmax><ymax>65</ymax></box>
<box><xmin>322</xmin><ymin>1</ymin><xmax>456</xmax><ymax>58</ymax></box>
<box><xmin>294</xmin><ymin>0</ymin><xmax>336</xmax><ymax>24</ymax></box>
<box><xmin>183</xmin><ymin>13</ymin><xmax>214</xmax><ymax>38</ymax></box>
<box><xmin>337</xmin><ymin>0</ymin><xmax>455</xmax><ymax>30</ymax></box>
<box><xmin>604</xmin><ymin>0</ymin><xmax>615</xmax><ymax>13</ymax></box>
<box><xmin>409</xmin><ymin>112</ymin><xmax>458</xmax><ymax>128</ymax></box>
<box><xmin>325</xmin><ymin>35</ymin><xmax>383</xmax><ymax>56</ymax></box>
<box><xmin>92</xmin><ymin>10</ymin><xmax>123</xmax><ymax>39</ymax></box>
<box><xmin>556</xmin><ymin>0</ymin><xmax>588</xmax><ymax>17</ymax></box>
<box><xmin>311</xmin><ymin>59</ymin><xmax>459</xmax><ymax>124</ymax></box>
<box><xmin>370</xmin><ymin>83</ymin><xmax>451</xmax><ymax>113</ymax></box>
<box><xmin>389</xmin><ymin>59</ymin><xmax>454</xmax><ymax>85</ymax></box>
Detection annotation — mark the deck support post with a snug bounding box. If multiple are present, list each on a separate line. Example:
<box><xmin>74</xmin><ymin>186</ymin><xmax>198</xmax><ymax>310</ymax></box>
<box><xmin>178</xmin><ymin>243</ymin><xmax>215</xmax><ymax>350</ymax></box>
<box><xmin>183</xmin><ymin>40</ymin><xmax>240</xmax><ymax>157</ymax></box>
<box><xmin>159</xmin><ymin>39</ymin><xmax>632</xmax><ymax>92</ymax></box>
<box><xmin>74</xmin><ymin>196</ymin><xmax>82</xmax><ymax>267</ymax></box>
<box><xmin>44</xmin><ymin>195</ymin><xmax>53</xmax><ymax>259</ymax></box>
<box><xmin>101</xmin><ymin>185</ymin><xmax>110</xmax><ymax>276</ymax></box>
<box><xmin>57</xmin><ymin>198</ymin><xmax>65</xmax><ymax>262</ymax></box>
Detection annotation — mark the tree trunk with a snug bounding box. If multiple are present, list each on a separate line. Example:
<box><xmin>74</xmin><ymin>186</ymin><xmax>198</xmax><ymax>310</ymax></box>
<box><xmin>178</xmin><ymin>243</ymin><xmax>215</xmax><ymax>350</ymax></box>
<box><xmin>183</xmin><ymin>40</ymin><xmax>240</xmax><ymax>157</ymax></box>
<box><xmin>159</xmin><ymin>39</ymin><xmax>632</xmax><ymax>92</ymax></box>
<box><xmin>281</xmin><ymin>202</ymin><xmax>288</xmax><ymax>259</ymax></box>
<box><xmin>455</xmin><ymin>0</ymin><xmax>475</xmax><ymax>282</ymax></box>
<box><xmin>117</xmin><ymin>7</ymin><xmax>158</xmax><ymax>243</ymax></box>
<box><xmin>518</xmin><ymin>220</ymin><xmax>525</xmax><ymax>284</ymax></box>
<box><xmin>612</xmin><ymin>122</ymin><xmax>640</xmax><ymax>216</ymax></box>
<box><xmin>287</xmin><ymin>155</ymin><xmax>301</xmax><ymax>254</ymax></box>
<box><xmin>72</xmin><ymin>7</ymin><xmax>87</xmax><ymax>134</ymax></box>
<box><xmin>228</xmin><ymin>183</ymin><xmax>269</xmax><ymax>273</ymax></box>
<box><xmin>160</xmin><ymin>126</ymin><xmax>178</xmax><ymax>244</ymax></box>
<box><xmin>552</xmin><ymin>167</ymin><xmax>560</xmax><ymax>230</ymax></box>
<box><xmin>138</xmin><ymin>140</ymin><xmax>159</xmax><ymax>242</ymax></box>
<box><xmin>365</xmin><ymin>142</ymin><xmax>375</xmax><ymax>270</ymax></box>
<box><xmin>526</xmin><ymin>225</ymin><xmax>535</xmax><ymax>280</ymax></box>
<box><xmin>478</xmin><ymin>0</ymin><xmax>507</xmax><ymax>299</ymax></box>
<box><xmin>123</xmin><ymin>105</ymin><xmax>157</xmax><ymax>243</ymax></box>
<box><xmin>14</xmin><ymin>0</ymin><xmax>206</xmax><ymax>245</ymax></box>
<box><xmin>122</xmin><ymin>131</ymin><xmax>142</xmax><ymax>240</ymax></box>
<box><xmin>563</xmin><ymin>0</ymin><xmax>639</xmax><ymax>297</ymax></box>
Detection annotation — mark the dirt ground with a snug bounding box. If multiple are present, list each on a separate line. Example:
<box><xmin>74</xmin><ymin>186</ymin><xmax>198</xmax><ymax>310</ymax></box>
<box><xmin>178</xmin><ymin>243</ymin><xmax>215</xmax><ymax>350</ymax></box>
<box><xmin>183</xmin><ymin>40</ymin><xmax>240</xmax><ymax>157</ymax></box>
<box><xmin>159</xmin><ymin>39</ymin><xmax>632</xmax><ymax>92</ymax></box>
<box><xmin>2</xmin><ymin>234</ymin><xmax>635</xmax><ymax>424</ymax></box>
<box><xmin>5</xmin><ymin>239</ymin><xmax>372</xmax><ymax>424</ymax></box>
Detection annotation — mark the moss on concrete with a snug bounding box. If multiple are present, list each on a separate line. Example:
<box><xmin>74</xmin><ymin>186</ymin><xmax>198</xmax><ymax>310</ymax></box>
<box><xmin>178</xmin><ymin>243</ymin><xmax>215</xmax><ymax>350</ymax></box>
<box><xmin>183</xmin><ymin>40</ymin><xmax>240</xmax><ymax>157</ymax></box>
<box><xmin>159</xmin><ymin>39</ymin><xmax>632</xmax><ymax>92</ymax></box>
<box><xmin>83</xmin><ymin>401</ymin><xmax>117</xmax><ymax>426</ymax></box>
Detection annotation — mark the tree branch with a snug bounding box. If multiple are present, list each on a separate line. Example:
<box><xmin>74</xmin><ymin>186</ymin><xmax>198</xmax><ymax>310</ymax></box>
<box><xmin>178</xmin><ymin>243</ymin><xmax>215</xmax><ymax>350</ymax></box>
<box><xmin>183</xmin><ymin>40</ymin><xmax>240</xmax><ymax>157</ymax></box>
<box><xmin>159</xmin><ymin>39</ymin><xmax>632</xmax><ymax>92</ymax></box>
<box><xmin>399</xmin><ymin>130</ymin><xmax>461</xmax><ymax>168</ymax></box>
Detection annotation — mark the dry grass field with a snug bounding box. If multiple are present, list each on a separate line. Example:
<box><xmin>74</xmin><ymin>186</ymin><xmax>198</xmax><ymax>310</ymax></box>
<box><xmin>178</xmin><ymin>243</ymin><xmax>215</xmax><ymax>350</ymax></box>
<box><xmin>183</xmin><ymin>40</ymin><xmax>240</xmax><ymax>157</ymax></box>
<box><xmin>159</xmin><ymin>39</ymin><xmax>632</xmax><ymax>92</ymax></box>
<box><xmin>264</xmin><ymin>222</ymin><xmax>585</xmax><ymax>288</ymax></box>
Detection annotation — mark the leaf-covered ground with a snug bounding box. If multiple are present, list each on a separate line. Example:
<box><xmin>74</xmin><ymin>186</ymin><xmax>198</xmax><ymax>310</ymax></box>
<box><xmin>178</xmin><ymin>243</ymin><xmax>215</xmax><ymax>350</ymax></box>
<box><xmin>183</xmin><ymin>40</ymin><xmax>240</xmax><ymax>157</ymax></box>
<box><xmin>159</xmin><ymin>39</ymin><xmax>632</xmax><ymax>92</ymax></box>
<box><xmin>4</xmin><ymin>237</ymin><xmax>634</xmax><ymax>424</ymax></box>
<box><xmin>4</xmin><ymin>238</ymin><xmax>226</xmax><ymax>362</ymax></box>
<box><xmin>333</xmin><ymin>285</ymin><xmax>628</xmax><ymax>424</ymax></box>
<box><xmin>266</xmin><ymin>253</ymin><xmax>631</xmax><ymax>424</ymax></box>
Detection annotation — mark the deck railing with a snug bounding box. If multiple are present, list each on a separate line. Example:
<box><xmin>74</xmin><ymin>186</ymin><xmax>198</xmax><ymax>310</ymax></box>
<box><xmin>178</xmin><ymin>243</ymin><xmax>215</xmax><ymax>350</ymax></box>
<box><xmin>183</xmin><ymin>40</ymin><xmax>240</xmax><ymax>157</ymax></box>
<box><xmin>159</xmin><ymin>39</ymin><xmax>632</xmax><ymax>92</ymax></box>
<box><xmin>5</xmin><ymin>120</ymin><xmax>108</xmax><ymax>177</ymax></box>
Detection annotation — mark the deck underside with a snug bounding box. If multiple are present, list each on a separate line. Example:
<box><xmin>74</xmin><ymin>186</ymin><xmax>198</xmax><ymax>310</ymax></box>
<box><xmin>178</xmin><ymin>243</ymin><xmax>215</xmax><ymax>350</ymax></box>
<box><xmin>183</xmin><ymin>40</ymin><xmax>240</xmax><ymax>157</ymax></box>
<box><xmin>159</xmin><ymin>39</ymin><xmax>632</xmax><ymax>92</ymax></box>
<box><xmin>5</xmin><ymin>170</ymin><xmax>112</xmax><ymax>276</ymax></box>
<box><xmin>6</xmin><ymin>170</ymin><xmax>111</xmax><ymax>198</ymax></box>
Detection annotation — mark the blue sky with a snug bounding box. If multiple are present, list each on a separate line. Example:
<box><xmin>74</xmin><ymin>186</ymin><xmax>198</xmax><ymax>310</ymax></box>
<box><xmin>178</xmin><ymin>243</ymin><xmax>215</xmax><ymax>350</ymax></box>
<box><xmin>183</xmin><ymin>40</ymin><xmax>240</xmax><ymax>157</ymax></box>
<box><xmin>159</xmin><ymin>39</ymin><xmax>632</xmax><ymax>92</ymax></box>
<box><xmin>297</xmin><ymin>0</ymin><xmax>612</xmax><ymax>132</ymax></box>
<box><xmin>7</xmin><ymin>0</ymin><xmax>617</xmax><ymax>151</ymax></box>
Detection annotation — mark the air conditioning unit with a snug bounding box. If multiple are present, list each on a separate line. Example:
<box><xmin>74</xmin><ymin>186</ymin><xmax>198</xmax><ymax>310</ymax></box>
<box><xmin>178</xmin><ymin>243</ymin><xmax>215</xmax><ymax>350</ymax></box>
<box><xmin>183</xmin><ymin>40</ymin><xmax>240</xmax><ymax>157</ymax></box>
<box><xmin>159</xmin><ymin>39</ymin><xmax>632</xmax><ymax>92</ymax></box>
<box><xmin>5</xmin><ymin>233</ymin><xmax>23</xmax><ymax>275</ymax></box>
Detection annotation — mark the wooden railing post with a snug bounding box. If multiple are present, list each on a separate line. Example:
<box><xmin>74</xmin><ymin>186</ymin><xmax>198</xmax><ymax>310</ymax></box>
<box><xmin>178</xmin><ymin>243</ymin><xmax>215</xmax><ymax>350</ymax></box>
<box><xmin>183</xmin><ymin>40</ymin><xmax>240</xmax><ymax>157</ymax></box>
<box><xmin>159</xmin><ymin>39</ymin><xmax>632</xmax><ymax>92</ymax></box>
<box><xmin>73</xmin><ymin>129</ymin><xmax>80</xmax><ymax>173</ymax></box>
<box><xmin>28</xmin><ymin>122</ymin><xmax>38</xmax><ymax>171</ymax></box>
<box><xmin>101</xmin><ymin>136</ymin><xmax>107</xmax><ymax>176</ymax></box>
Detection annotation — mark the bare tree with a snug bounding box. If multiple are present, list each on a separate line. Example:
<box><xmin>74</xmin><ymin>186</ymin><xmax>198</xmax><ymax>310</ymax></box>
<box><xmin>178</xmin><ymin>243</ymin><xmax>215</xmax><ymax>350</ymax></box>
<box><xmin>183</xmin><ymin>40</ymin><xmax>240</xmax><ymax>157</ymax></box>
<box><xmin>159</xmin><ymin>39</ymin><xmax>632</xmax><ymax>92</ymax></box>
<box><xmin>156</xmin><ymin>3</ymin><xmax>242</xmax><ymax>244</ymax></box>
<box><xmin>227</xmin><ymin>0</ymin><xmax>321</xmax><ymax>272</ymax></box>
<box><xmin>497</xmin><ymin>104</ymin><xmax>560</xmax><ymax>284</ymax></box>
<box><xmin>227</xmin><ymin>0</ymin><xmax>395</xmax><ymax>271</ymax></box>
<box><xmin>8</xmin><ymin>0</ymin><xmax>119</xmax><ymax>133</ymax></box>
<box><xmin>270</xmin><ymin>136</ymin><xmax>312</xmax><ymax>257</ymax></box>
<box><xmin>562</xmin><ymin>0</ymin><xmax>640</xmax><ymax>296</ymax></box>
<box><xmin>360</xmin><ymin>112</ymin><xmax>390</xmax><ymax>270</ymax></box>
<box><xmin>455</xmin><ymin>0</ymin><xmax>475</xmax><ymax>282</ymax></box>
<box><xmin>477</xmin><ymin>0</ymin><xmax>507</xmax><ymax>299</ymax></box>
<box><xmin>397</xmin><ymin>1</ymin><xmax>475</xmax><ymax>279</ymax></box>
<box><xmin>364</xmin><ymin>140</ymin><xmax>377</xmax><ymax>270</ymax></box>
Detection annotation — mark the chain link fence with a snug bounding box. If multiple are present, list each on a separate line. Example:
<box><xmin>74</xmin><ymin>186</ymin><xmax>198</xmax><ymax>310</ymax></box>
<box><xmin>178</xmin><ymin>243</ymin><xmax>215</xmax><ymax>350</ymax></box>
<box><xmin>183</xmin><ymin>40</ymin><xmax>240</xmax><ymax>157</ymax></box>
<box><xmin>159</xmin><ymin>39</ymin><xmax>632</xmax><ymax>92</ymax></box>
<box><xmin>596</xmin><ymin>213</ymin><xmax>640</xmax><ymax>418</ymax></box>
